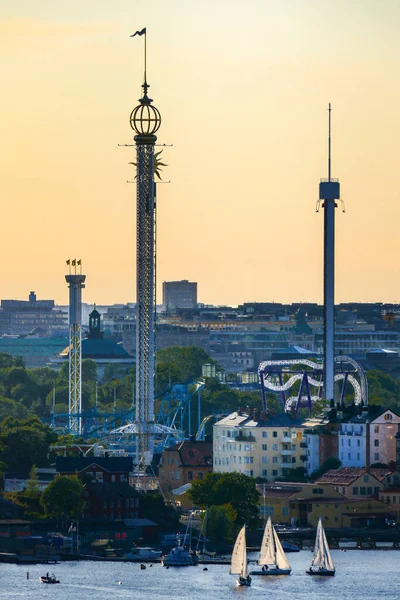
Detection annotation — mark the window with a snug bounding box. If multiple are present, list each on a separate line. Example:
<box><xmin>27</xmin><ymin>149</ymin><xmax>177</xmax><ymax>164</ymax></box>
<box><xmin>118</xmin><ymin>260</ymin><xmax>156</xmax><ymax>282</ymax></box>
<box><xmin>341</xmin><ymin>439</ymin><xmax>344</xmax><ymax>447</ymax></box>
<box><xmin>272</xmin><ymin>457</ymin><xmax>278</xmax><ymax>464</ymax></box>
<box><xmin>374</xmin><ymin>487</ymin><xmax>379</xmax><ymax>495</ymax></box>
<box><xmin>273</xmin><ymin>431</ymin><xmax>277</xmax><ymax>438</ymax></box>
<box><xmin>292</xmin><ymin>444</ymin><xmax>296</xmax><ymax>451</ymax></box>
<box><xmin>262</xmin><ymin>431</ymin><xmax>268</xmax><ymax>438</ymax></box>
<box><xmin>384</xmin><ymin>413</ymin><xmax>393</xmax><ymax>421</ymax></box>
<box><xmin>282</xmin><ymin>506</ymin><xmax>289</xmax><ymax>516</ymax></box>
<box><xmin>357</xmin><ymin>439</ymin><xmax>361</xmax><ymax>447</ymax></box>
<box><xmin>291</xmin><ymin>457</ymin><xmax>296</xmax><ymax>463</ymax></box>
<box><xmin>348</xmin><ymin>439</ymin><xmax>351</xmax><ymax>447</ymax></box>
<box><xmin>357</xmin><ymin>453</ymin><xmax>360</xmax><ymax>460</ymax></box>
<box><xmin>283</xmin><ymin>431</ymin><xmax>288</xmax><ymax>438</ymax></box>
<box><xmin>353</xmin><ymin>487</ymin><xmax>359</xmax><ymax>495</ymax></box>
<box><xmin>262</xmin><ymin>456</ymin><xmax>268</xmax><ymax>464</ymax></box>
<box><xmin>342</xmin><ymin>487</ymin><xmax>345</xmax><ymax>494</ymax></box>
<box><xmin>198</xmin><ymin>472</ymin><xmax>203</xmax><ymax>480</ymax></box>
<box><xmin>367</xmin><ymin>487</ymin><xmax>372</xmax><ymax>495</ymax></box>
<box><xmin>176</xmin><ymin>470</ymin><xmax>180</xmax><ymax>480</ymax></box>
<box><xmin>188</xmin><ymin>471</ymin><xmax>193</xmax><ymax>481</ymax></box>
<box><xmin>111</xmin><ymin>474</ymin><xmax>116</xmax><ymax>483</ymax></box>
<box><xmin>272</xmin><ymin>470</ymin><xmax>278</xmax><ymax>477</ymax></box>
<box><xmin>348</xmin><ymin>453</ymin><xmax>351</xmax><ymax>460</ymax></box>
<box><xmin>360</xmin><ymin>487</ymin><xmax>366</xmax><ymax>495</ymax></box>
<box><xmin>262</xmin><ymin>469</ymin><xmax>268</xmax><ymax>477</ymax></box>
<box><xmin>244</xmin><ymin>457</ymin><xmax>254</xmax><ymax>464</ymax></box>
<box><xmin>393</xmin><ymin>496</ymin><xmax>397</xmax><ymax>504</ymax></box>
<box><xmin>262</xmin><ymin>444</ymin><xmax>268</xmax><ymax>451</ymax></box>
<box><xmin>273</xmin><ymin>444</ymin><xmax>278</xmax><ymax>451</ymax></box>
<box><xmin>374</xmin><ymin>452</ymin><xmax>379</xmax><ymax>461</ymax></box>
<box><xmin>374</xmin><ymin>440</ymin><xmax>379</xmax><ymax>447</ymax></box>
<box><xmin>374</xmin><ymin>425</ymin><xmax>379</xmax><ymax>433</ymax></box>
<box><xmin>364</xmin><ymin>475</ymin><xmax>369</xmax><ymax>482</ymax></box>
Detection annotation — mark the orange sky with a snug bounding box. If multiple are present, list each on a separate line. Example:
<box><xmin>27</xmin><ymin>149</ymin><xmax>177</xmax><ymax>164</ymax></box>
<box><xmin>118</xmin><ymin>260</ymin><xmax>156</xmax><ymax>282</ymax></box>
<box><xmin>1</xmin><ymin>1</ymin><xmax>400</xmax><ymax>306</ymax></box>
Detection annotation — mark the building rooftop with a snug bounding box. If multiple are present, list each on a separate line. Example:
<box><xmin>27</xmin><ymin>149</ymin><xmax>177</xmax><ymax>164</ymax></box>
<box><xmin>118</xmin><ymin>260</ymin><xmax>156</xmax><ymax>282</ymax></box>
<box><xmin>163</xmin><ymin>440</ymin><xmax>213</xmax><ymax>467</ymax></box>
<box><xmin>56</xmin><ymin>456</ymin><xmax>133</xmax><ymax>474</ymax></box>
<box><xmin>216</xmin><ymin>410</ymin><xmax>307</xmax><ymax>428</ymax></box>
<box><xmin>316</xmin><ymin>467</ymin><xmax>392</xmax><ymax>486</ymax></box>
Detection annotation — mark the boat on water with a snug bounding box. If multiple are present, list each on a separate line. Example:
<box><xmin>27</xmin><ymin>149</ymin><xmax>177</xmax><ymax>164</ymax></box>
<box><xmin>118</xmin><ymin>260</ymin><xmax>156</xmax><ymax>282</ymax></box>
<box><xmin>162</xmin><ymin>541</ymin><xmax>198</xmax><ymax>567</ymax></box>
<box><xmin>125</xmin><ymin>547</ymin><xmax>162</xmax><ymax>561</ymax></box>
<box><xmin>230</xmin><ymin>525</ymin><xmax>251</xmax><ymax>587</ymax></box>
<box><xmin>40</xmin><ymin>573</ymin><xmax>60</xmax><ymax>584</ymax></box>
<box><xmin>306</xmin><ymin>518</ymin><xmax>335</xmax><ymax>576</ymax></box>
<box><xmin>251</xmin><ymin>517</ymin><xmax>291</xmax><ymax>576</ymax></box>
<box><xmin>281</xmin><ymin>540</ymin><xmax>300</xmax><ymax>552</ymax></box>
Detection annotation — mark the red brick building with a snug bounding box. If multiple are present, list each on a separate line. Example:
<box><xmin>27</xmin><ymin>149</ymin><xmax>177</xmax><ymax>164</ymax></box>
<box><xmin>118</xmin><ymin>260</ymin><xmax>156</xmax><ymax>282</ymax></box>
<box><xmin>55</xmin><ymin>456</ymin><xmax>140</xmax><ymax>520</ymax></box>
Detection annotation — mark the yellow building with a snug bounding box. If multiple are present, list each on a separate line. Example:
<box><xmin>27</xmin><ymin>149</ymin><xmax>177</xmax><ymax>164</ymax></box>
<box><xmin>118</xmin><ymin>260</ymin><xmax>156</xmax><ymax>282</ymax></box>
<box><xmin>257</xmin><ymin>482</ymin><xmax>393</xmax><ymax>528</ymax></box>
<box><xmin>213</xmin><ymin>408</ymin><xmax>307</xmax><ymax>480</ymax></box>
<box><xmin>316</xmin><ymin>467</ymin><xmax>390</xmax><ymax>499</ymax></box>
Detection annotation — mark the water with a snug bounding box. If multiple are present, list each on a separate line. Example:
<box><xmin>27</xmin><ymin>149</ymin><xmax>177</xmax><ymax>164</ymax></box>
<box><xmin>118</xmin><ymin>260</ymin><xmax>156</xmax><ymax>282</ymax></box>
<box><xmin>1</xmin><ymin>550</ymin><xmax>399</xmax><ymax>600</ymax></box>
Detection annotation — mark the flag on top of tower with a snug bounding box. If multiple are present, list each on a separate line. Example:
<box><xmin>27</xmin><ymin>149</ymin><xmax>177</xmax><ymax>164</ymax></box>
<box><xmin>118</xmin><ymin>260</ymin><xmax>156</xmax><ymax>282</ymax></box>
<box><xmin>71</xmin><ymin>259</ymin><xmax>76</xmax><ymax>267</ymax></box>
<box><xmin>66</xmin><ymin>259</ymin><xmax>70</xmax><ymax>265</ymax></box>
<box><xmin>131</xmin><ymin>28</ymin><xmax>146</xmax><ymax>37</ymax></box>
<box><xmin>77</xmin><ymin>259</ymin><xmax>81</xmax><ymax>266</ymax></box>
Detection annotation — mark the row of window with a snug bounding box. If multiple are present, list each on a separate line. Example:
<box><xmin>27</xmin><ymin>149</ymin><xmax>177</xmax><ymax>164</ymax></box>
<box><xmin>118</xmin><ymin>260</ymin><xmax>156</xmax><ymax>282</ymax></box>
<box><xmin>218</xmin><ymin>429</ymin><xmax>299</xmax><ymax>439</ymax></box>
<box><xmin>102</xmin><ymin>498</ymin><xmax>138</xmax><ymax>509</ymax></box>
<box><xmin>102</xmin><ymin>512</ymin><xmax>139</xmax><ymax>520</ymax></box>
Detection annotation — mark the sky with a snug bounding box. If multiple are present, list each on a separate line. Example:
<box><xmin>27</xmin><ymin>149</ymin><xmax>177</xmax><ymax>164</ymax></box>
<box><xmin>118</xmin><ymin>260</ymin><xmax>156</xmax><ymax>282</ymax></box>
<box><xmin>1</xmin><ymin>0</ymin><xmax>400</xmax><ymax>307</ymax></box>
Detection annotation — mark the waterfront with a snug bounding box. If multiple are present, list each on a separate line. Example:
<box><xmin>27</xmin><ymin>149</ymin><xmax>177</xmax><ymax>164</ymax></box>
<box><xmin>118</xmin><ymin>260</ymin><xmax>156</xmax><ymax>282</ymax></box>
<box><xmin>1</xmin><ymin>550</ymin><xmax>400</xmax><ymax>600</ymax></box>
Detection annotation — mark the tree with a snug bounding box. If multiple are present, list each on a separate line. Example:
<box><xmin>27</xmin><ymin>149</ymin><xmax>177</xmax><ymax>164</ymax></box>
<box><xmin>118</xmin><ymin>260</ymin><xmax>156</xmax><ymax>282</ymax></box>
<box><xmin>40</xmin><ymin>476</ymin><xmax>84</xmax><ymax>519</ymax></box>
<box><xmin>82</xmin><ymin>359</ymin><xmax>98</xmax><ymax>383</ymax></box>
<box><xmin>190</xmin><ymin>472</ymin><xmax>260</xmax><ymax>529</ymax></box>
<box><xmin>311</xmin><ymin>456</ymin><xmax>342</xmax><ymax>481</ymax></box>
<box><xmin>205</xmin><ymin>504</ymin><xmax>236</xmax><ymax>545</ymax></box>
<box><xmin>0</xmin><ymin>397</ymin><xmax>29</xmax><ymax>422</ymax></box>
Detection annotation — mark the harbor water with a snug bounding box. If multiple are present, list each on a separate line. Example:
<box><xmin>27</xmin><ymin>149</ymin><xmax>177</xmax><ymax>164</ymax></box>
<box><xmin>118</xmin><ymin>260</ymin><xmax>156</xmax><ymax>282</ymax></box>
<box><xmin>1</xmin><ymin>550</ymin><xmax>399</xmax><ymax>600</ymax></box>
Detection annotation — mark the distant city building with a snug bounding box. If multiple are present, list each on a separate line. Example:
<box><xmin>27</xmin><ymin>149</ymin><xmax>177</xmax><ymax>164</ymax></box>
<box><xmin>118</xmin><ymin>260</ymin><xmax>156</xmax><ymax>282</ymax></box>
<box><xmin>50</xmin><ymin>307</ymin><xmax>134</xmax><ymax>378</ymax></box>
<box><xmin>0</xmin><ymin>335</ymin><xmax>68</xmax><ymax>368</ymax></box>
<box><xmin>0</xmin><ymin>291</ymin><xmax>68</xmax><ymax>337</ymax></box>
<box><xmin>162</xmin><ymin>280</ymin><xmax>197</xmax><ymax>312</ymax></box>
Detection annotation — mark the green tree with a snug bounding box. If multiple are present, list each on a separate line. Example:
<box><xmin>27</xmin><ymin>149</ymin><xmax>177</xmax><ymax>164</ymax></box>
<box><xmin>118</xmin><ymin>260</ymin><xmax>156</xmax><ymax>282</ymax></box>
<box><xmin>82</xmin><ymin>359</ymin><xmax>98</xmax><ymax>383</ymax></box>
<box><xmin>0</xmin><ymin>353</ymin><xmax>16</xmax><ymax>369</ymax></box>
<box><xmin>311</xmin><ymin>456</ymin><xmax>341</xmax><ymax>481</ymax></box>
<box><xmin>40</xmin><ymin>476</ymin><xmax>84</xmax><ymax>519</ymax></box>
<box><xmin>205</xmin><ymin>504</ymin><xmax>236</xmax><ymax>545</ymax></box>
<box><xmin>0</xmin><ymin>397</ymin><xmax>29</xmax><ymax>422</ymax></box>
<box><xmin>189</xmin><ymin>472</ymin><xmax>260</xmax><ymax>529</ymax></box>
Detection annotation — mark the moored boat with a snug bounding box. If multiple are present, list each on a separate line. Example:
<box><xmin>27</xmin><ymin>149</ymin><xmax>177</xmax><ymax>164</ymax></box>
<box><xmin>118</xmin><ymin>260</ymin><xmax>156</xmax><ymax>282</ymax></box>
<box><xmin>230</xmin><ymin>525</ymin><xmax>251</xmax><ymax>587</ymax></box>
<box><xmin>162</xmin><ymin>542</ymin><xmax>197</xmax><ymax>567</ymax></box>
<box><xmin>251</xmin><ymin>517</ymin><xmax>291</xmax><ymax>576</ymax></box>
<box><xmin>306</xmin><ymin>518</ymin><xmax>335</xmax><ymax>576</ymax></box>
<box><xmin>125</xmin><ymin>547</ymin><xmax>162</xmax><ymax>561</ymax></box>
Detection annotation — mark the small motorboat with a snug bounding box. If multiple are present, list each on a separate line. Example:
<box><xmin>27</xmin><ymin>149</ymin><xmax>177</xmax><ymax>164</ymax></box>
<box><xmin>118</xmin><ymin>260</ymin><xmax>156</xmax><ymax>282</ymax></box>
<box><xmin>40</xmin><ymin>573</ymin><xmax>60</xmax><ymax>584</ymax></box>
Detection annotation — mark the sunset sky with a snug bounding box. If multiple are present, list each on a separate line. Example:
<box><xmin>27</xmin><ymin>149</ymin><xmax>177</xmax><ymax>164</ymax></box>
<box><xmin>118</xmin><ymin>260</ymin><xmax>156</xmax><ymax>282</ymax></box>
<box><xmin>1</xmin><ymin>1</ymin><xmax>400</xmax><ymax>307</ymax></box>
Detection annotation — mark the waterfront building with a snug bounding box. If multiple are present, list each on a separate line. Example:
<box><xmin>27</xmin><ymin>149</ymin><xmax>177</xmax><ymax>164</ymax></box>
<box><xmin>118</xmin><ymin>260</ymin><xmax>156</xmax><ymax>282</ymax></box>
<box><xmin>258</xmin><ymin>481</ymin><xmax>392</xmax><ymax>527</ymax></box>
<box><xmin>213</xmin><ymin>408</ymin><xmax>307</xmax><ymax>480</ymax></box>
<box><xmin>162</xmin><ymin>280</ymin><xmax>197</xmax><ymax>312</ymax></box>
<box><xmin>158</xmin><ymin>439</ymin><xmax>213</xmax><ymax>501</ymax></box>
<box><xmin>315</xmin><ymin>467</ymin><xmax>393</xmax><ymax>498</ymax></box>
<box><xmin>55</xmin><ymin>455</ymin><xmax>139</xmax><ymax>520</ymax></box>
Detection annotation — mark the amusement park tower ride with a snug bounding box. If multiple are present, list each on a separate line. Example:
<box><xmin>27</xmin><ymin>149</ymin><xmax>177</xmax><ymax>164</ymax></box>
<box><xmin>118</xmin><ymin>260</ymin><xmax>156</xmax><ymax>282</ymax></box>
<box><xmin>319</xmin><ymin>105</ymin><xmax>341</xmax><ymax>406</ymax></box>
<box><xmin>65</xmin><ymin>263</ymin><xmax>86</xmax><ymax>434</ymax></box>
<box><xmin>129</xmin><ymin>35</ymin><xmax>161</xmax><ymax>465</ymax></box>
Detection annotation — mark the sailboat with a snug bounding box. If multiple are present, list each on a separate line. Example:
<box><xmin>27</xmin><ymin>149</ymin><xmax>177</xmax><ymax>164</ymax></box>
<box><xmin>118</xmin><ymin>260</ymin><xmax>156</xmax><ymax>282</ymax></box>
<box><xmin>230</xmin><ymin>525</ymin><xmax>251</xmax><ymax>587</ymax></box>
<box><xmin>251</xmin><ymin>517</ymin><xmax>291</xmax><ymax>576</ymax></box>
<box><xmin>306</xmin><ymin>517</ymin><xmax>335</xmax><ymax>576</ymax></box>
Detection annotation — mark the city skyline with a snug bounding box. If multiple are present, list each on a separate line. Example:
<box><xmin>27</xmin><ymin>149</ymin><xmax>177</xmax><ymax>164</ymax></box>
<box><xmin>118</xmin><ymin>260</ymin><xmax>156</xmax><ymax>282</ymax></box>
<box><xmin>2</xmin><ymin>1</ymin><xmax>400</xmax><ymax>306</ymax></box>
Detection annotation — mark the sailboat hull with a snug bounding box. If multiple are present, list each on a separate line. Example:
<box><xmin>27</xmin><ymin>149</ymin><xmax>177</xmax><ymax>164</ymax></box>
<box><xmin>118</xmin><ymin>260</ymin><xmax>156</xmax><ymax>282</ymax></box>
<box><xmin>306</xmin><ymin>569</ymin><xmax>335</xmax><ymax>576</ymax></box>
<box><xmin>251</xmin><ymin>568</ymin><xmax>291</xmax><ymax>576</ymax></box>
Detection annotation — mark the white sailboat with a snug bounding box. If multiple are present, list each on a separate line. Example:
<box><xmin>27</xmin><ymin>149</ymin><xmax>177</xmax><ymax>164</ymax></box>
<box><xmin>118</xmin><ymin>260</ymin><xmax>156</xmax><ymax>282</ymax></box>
<box><xmin>251</xmin><ymin>517</ymin><xmax>291</xmax><ymax>576</ymax></box>
<box><xmin>306</xmin><ymin>517</ymin><xmax>335</xmax><ymax>576</ymax></box>
<box><xmin>230</xmin><ymin>525</ymin><xmax>251</xmax><ymax>586</ymax></box>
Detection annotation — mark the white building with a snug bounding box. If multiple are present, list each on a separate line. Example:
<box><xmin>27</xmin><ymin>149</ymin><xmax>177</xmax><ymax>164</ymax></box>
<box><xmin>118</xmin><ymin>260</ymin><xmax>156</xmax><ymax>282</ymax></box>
<box><xmin>213</xmin><ymin>408</ymin><xmax>307</xmax><ymax>481</ymax></box>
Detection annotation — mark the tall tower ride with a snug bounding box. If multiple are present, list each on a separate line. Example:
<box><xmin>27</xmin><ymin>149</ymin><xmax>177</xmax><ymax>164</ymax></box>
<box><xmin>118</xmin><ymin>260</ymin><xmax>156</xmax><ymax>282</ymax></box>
<box><xmin>129</xmin><ymin>42</ymin><xmax>161</xmax><ymax>465</ymax></box>
<box><xmin>65</xmin><ymin>263</ymin><xmax>86</xmax><ymax>434</ymax></box>
<box><xmin>319</xmin><ymin>104</ymin><xmax>340</xmax><ymax>405</ymax></box>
